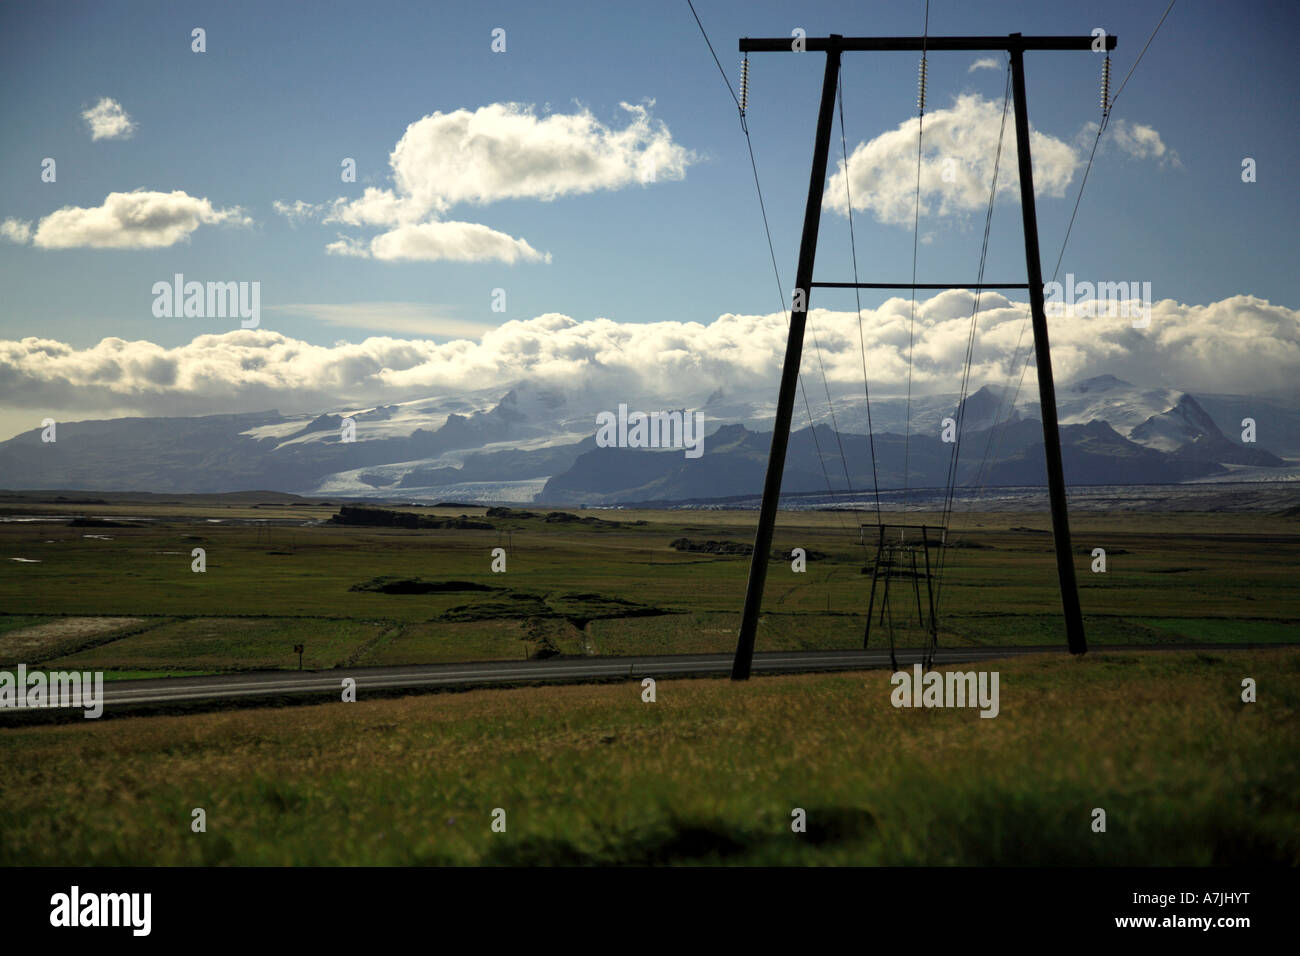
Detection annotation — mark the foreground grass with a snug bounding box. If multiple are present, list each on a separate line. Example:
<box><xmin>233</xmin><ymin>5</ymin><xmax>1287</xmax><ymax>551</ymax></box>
<box><xmin>2</xmin><ymin>648</ymin><xmax>1296</xmax><ymax>865</ymax></box>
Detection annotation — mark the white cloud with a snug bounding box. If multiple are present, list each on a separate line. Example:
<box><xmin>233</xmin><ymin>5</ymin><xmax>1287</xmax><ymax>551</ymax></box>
<box><xmin>369</xmin><ymin>221</ymin><xmax>548</xmax><ymax>263</ymax></box>
<box><xmin>268</xmin><ymin>302</ymin><xmax>500</xmax><ymax>338</ymax></box>
<box><xmin>968</xmin><ymin>58</ymin><xmax>1000</xmax><ymax>72</ymax></box>
<box><xmin>272</xmin><ymin>200</ymin><xmax>322</xmax><ymax>224</ymax></box>
<box><xmin>328</xmin><ymin>101</ymin><xmax>693</xmax><ymax>224</ymax></box>
<box><xmin>82</xmin><ymin>97</ymin><xmax>136</xmax><ymax>141</ymax></box>
<box><xmin>322</xmin><ymin>222</ymin><xmax>548</xmax><ymax>264</ymax></box>
<box><xmin>278</xmin><ymin>100</ymin><xmax>693</xmax><ymax>263</ymax></box>
<box><xmin>1091</xmin><ymin>119</ymin><xmax>1182</xmax><ymax>168</ymax></box>
<box><xmin>0</xmin><ymin>218</ymin><xmax>32</xmax><ymax>243</ymax></box>
<box><xmin>28</xmin><ymin>189</ymin><xmax>250</xmax><ymax>249</ymax></box>
<box><xmin>825</xmin><ymin>93</ymin><xmax>1081</xmax><ymax>226</ymax></box>
<box><xmin>320</xmin><ymin>187</ymin><xmax>407</xmax><ymax>229</ymax></box>
<box><xmin>0</xmin><ymin>295</ymin><xmax>1294</xmax><ymax>420</ymax></box>
<box><xmin>323</xmin><ymin>235</ymin><xmax>369</xmax><ymax>258</ymax></box>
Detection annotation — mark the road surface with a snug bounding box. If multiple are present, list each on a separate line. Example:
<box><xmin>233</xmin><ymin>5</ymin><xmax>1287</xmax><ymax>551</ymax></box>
<box><xmin>1</xmin><ymin>642</ymin><xmax>1286</xmax><ymax>715</ymax></box>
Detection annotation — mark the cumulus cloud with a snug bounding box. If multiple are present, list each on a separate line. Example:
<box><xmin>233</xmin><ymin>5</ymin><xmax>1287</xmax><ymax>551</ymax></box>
<box><xmin>968</xmin><ymin>58</ymin><xmax>1001</xmax><ymax>72</ymax></box>
<box><xmin>82</xmin><ymin>97</ymin><xmax>136</xmax><ymax>140</ymax></box>
<box><xmin>21</xmin><ymin>190</ymin><xmax>249</xmax><ymax>249</ymax></box>
<box><xmin>318</xmin><ymin>218</ymin><xmax>551</xmax><ymax>264</ymax></box>
<box><xmin>0</xmin><ymin>295</ymin><xmax>1294</xmax><ymax>421</ymax></box>
<box><xmin>278</xmin><ymin>100</ymin><xmax>694</xmax><ymax>262</ymax></box>
<box><xmin>825</xmin><ymin>93</ymin><xmax>1080</xmax><ymax>225</ymax></box>
<box><xmin>1086</xmin><ymin>118</ymin><xmax>1182</xmax><ymax>167</ymax></box>
<box><xmin>0</xmin><ymin>218</ymin><xmax>32</xmax><ymax>243</ymax></box>
<box><xmin>328</xmin><ymin>101</ymin><xmax>692</xmax><ymax>222</ymax></box>
<box><xmin>339</xmin><ymin>221</ymin><xmax>550</xmax><ymax>264</ymax></box>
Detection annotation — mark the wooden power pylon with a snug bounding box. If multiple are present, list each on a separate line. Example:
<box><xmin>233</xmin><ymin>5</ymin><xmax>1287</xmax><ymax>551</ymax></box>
<box><xmin>732</xmin><ymin>33</ymin><xmax>1113</xmax><ymax>679</ymax></box>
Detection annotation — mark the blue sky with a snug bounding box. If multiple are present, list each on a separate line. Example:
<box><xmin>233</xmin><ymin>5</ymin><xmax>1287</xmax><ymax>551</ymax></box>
<box><xmin>0</xmin><ymin>0</ymin><xmax>1297</xmax><ymax>438</ymax></box>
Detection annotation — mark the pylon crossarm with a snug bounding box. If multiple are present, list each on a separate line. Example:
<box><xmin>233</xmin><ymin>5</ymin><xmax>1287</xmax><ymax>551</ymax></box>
<box><xmin>740</xmin><ymin>35</ymin><xmax>1116</xmax><ymax>53</ymax></box>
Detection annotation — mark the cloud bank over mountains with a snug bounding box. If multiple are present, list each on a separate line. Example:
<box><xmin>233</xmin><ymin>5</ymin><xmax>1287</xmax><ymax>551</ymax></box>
<box><xmin>1</xmin><ymin>294</ymin><xmax>1293</xmax><ymax>428</ymax></box>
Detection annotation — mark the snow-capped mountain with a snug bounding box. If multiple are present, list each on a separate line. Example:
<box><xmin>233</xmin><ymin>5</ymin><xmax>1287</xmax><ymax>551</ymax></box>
<box><xmin>1056</xmin><ymin>374</ymin><xmax>1184</xmax><ymax>442</ymax></box>
<box><xmin>0</xmin><ymin>373</ymin><xmax>1291</xmax><ymax>502</ymax></box>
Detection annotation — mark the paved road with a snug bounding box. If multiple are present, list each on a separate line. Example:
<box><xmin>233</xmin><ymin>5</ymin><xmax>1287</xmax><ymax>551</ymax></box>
<box><xmin>2</xmin><ymin>642</ymin><xmax>1288</xmax><ymax>714</ymax></box>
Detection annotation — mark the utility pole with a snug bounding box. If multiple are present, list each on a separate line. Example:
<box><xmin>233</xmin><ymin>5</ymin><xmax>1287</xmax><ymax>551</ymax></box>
<box><xmin>731</xmin><ymin>37</ymin><xmax>842</xmax><ymax>680</ymax></box>
<box><xmin>731</xmin><ymin>32</ymin><xmax>1111</xmax><ymax>679</ymax></box>
<box><xmin>1009</xmin><ymin>37</ymin><xmax>1087</xmax><ymax>655</ymax></box>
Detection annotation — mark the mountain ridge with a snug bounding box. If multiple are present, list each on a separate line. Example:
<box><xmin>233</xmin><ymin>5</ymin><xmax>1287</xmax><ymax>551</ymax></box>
<box><xmin>0</xmin><ymin>375</ymin><xmax>1289</xmax><ymax>502</ymax></box>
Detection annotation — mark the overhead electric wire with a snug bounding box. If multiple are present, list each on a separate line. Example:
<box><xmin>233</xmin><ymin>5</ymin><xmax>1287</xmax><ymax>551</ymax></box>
<box><xmin>1108</xmin><ymin>0</ymin><xmax>1178</xmax><ymax>115</ymax></box>
<box><xmin>932</xmin><ymin>56</ymin><xmax>1012</xmax><ymax>618</ymax></box>
<box><xmin>837</xmin><ymin>67</ymin><xmax>883</xmax><ymax>531</ymax></box>
<box><xmin>939</xmin><ymin>1</ymin><xmax>1173</xmax><ymax>623</ymax></box>
<box><xmin>685</xmin><ymin>0</ymin><xmax>859</xmax><ymax>548</ymax></box>
<box><xmin>1051</xmin><ymin>0</ymin><xmax>1177</xmax><ymax>283</ymax></box>
<box><xmin>942</xmin><ymin>0</ymin><xmax>1180</xmax><ymax>660</ymax></box>
<box><xmin>968</xmin><ymin>0</ymin><xmax>1178</xmax><ymax>515</ymax></box>
<box><xmin>686</xmin><ymin>0</ymin><xmax>740</xmax><ymax>110</ymax></box>
<box><xmin>901</xmin><ymin>0</ymin><xmax>931</xmax><ymax>519</ymax></box>
<box><xmin>688</xmin><ymin>1</ymin><xmax>1177</xmax><ymax>652</ymax></box>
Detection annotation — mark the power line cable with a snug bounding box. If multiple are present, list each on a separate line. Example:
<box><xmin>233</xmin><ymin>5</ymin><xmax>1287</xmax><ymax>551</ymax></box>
<box><xmin>968</xmin><ymin>2</ymin><xmax>1178</xmax><ymax>519</ymax></box>
<box><xmin>837</xmin><ymin>68</ymin><xmax>884</xmax><ymax>532</ymax></box>
<box><xmin>685</xmin><ymin>0</ymin><xmax>858</xmax><ymax>551</ymax></box>
<box><xmin>901</xmin><ymin>0</ymin><xmax>931</xmax><ymax>518</ymax></box>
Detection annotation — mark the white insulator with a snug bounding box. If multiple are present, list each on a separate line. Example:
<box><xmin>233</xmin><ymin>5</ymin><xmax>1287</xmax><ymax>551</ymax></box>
<box><xmin>1100</xmin><ymin>55</ymin><xmax>1112</xmax><ymax>115</ymax></box>
<box><xmin>739</xmin><ymin>55</ymin><xmax>750</xmax><ymax>112</ymax></box>
<box><xmin>917</xmin><ymin>55</ymin><xmax>928</xmax><ymax>112</ymax></box>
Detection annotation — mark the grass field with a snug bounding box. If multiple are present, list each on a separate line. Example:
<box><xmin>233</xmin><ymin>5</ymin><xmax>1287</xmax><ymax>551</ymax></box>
<box><xmin>1</xmin><ymin>647</ymin><xmax>1295</xmax><ymax>865</ymax></box>
<box><xmin>1</xmin><ymin>501</ymin><xmax>1297</xmax><ymax>674</ymax></box>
